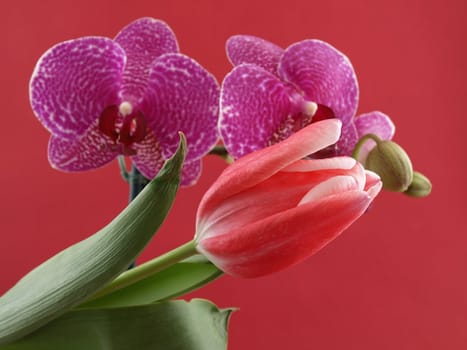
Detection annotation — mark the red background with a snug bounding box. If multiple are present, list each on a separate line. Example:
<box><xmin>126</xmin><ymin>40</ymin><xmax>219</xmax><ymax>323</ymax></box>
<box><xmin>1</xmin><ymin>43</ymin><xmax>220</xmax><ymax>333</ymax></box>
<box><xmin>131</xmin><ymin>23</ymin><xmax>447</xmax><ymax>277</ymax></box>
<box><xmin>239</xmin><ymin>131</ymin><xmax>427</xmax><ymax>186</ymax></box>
<box><xmin>1</xmin><ymin>0</ymin><xmax>466</xmax><ymax>348</ymax></box>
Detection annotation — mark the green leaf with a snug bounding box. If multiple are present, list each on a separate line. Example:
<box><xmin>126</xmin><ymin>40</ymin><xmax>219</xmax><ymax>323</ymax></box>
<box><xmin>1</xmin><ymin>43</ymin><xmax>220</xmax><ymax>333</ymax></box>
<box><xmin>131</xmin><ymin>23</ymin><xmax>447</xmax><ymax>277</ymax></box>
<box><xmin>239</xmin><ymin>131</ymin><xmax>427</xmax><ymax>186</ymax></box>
<box><xmin>0</xmin><ymin>299</ymin><xmax>233</xmax><ymax>350</ymax></box>
<box><xmin>0</xmin><ymin>135</ymin><xmax>187</xmax><ymax>345</ymax></box>
<box><xmin>79</xmin><ymin>255</ymin><xmax>223</xmax><ymax>308</ymax></box>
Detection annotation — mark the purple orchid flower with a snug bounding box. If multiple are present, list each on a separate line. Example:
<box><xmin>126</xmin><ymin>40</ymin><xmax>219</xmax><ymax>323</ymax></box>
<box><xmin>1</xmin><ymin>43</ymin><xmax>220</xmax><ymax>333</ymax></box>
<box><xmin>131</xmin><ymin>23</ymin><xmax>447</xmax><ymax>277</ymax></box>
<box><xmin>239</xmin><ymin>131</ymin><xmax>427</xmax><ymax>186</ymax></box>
<box><xmin>30</xmin><ymin>18</ymin><xmax>220</xmax><ymax>186</ymax></box>
<box><xmin>220</xmin><ymin>35</ymin><xmax>395</xmax><ymax>162</ymax></box>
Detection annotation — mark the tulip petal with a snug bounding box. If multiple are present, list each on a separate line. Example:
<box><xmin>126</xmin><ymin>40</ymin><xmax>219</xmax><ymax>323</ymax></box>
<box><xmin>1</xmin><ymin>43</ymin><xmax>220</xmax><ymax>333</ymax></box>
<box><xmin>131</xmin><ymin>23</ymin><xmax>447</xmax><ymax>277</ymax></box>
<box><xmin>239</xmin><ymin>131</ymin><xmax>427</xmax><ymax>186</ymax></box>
<box><xmin>114</xmin><ymin>18</ymin><xmax>179</xmax><ymax>105</ymax></box>
<box><xmin>30</xmin><ymin>37</ymin><xmax>125</xmax><ymax>140</ymax></box>
<box><xmin>198</xmin><ymin>157</ymin><xmax>366</xmax><ymax>241</ymax></box>
<box><xmin>353</xmin><ymin>111</ymin><xmax>396</xmax><ymax>162</ymax></box>
<box><xmin>197</xmin><ymin>190</ymin><xmax>372</xmax><ymax>278</ymax></box>
<box><xmin>142</xmin><ymin>53</ymin><xmax>219</xmax><ymax>162</ymax></box>
<box><xmin>226</xmin><ymin>35</ymin><xmax>284</xmax><ymax>75</ymax></box>
<box><xmin>298</xmin><ymin>175</ymin><xmax>362</xmax><ymax>205</ymax></box>
<box><xmin>198</xmin><ymin>169</ymin><xmax>353</xmax><ymax>241</ymax></box>
<box><xmin>278</xmin><ymin>40</ymin><xmax>359</xmax><ymax>125</ymax></box>
<box><xmin>199</xmin><ymin>119</ymin><xmax>342</xmax><ymax>218</ymax></box>
<box><xmin>48</xmin><ymin>124</ymin><xmax>118</xmax><ymax>172</ymax></box>
<box><xmin>364</xmin><ymin>170</ymin><xmax>382</xmax><ymax>200</ymax></box>
<box><xmin>282</xmin><ymin>156</ymin><xmax>356</xmax><ymax>172</ymax></box>
<box><xmin>219</xmin><ymin>64</ymin><xmax>292</xmax><ymax>159</ymax></box>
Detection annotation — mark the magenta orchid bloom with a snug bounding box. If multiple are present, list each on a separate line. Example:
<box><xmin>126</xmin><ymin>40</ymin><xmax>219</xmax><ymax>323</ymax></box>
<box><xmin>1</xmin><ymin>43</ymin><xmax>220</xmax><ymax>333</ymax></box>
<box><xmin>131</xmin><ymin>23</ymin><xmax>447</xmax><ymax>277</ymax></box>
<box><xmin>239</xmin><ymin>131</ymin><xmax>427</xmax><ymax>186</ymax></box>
<box><xmin>195</xmin><ymin>119</ymin><xmax>382</xmax><ymax>278</ymax></box>
<box><xmin>30</xmin><ymin>18</ymin><xmax>220</xmax><ymax>186</ymax></box>
<box><xmin>220</xmin><ymin>35</ymin><xmax>394</xmax><ymax>162</ymax></box>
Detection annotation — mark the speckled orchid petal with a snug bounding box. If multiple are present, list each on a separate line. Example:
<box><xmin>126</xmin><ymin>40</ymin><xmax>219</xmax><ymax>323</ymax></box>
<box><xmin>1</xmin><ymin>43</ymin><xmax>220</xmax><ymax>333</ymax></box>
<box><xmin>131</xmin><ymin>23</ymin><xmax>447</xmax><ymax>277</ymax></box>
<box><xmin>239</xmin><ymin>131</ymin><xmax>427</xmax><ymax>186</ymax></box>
<box><xmin>354</xmin><ymin>111</ymin><xmax>395</xmax><ymax>139</ymax></box>
<box><xmin>219</xmin><ymin>64</ymin><xmax>292</xmax><ymax>159</ymax></box>
<box><xmin>30</xmin><ymin>37</ymin><xmax>125</xmax><ymax>140</ymax></box>
<box><xmin>142</xmin><ymin>53</ymin><xmax>219</xmax><ymax>161</ymax></box>
<box><xmin>114</xmin><ymin>18</ymin><xmax>179</xmax><ymax>105</ymax></box>
<box><xmin>180</xmin><ymin>160</ymin><xmax>202</xmax><ymax>187</ymax></box>
<box><xmin>353</xmin><ymin>111</ymin><xmax>395</xmax><ymax>163</ymax></box>
<box><xmin>279</xmin><ymin>39</ymin><xmax>359</xmax><ymax>125</ymax></box>
<box><xmin>131</xmin><ymin>131</ymin><xmax>201</xmax><ymax>186</ymax></box>
<box><xmin>130</xmin><ymin>129</ymin><xmax>165</xmax><ymax>179</ymax></box>
<box><xmin>336</xmin><ymin>120</ymin><xmax>358</xmax><ymax>156</ymax></box>
<box><xmin>48</xmin><ymin>123</ymin><xmax>118</xmax><ymax>171</ymax></box>
<box><xmin>226</xmin><ymin>35</ymin><xmax>284</xmax><ymax>75</ymax></box>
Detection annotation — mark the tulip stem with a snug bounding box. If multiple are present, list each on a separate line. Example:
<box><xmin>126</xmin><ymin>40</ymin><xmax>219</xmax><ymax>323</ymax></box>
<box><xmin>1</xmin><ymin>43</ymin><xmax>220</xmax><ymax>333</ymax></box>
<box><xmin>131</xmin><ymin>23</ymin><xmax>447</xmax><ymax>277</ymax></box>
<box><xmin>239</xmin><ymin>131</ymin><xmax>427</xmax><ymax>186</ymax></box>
<box><xmin>351</xmin><ymin>133</ymin><xmax>382</xmax><ymax>160</ymax></box>
<box><xmin>87</xmin><ymin>240</ymin><xmax>199</xmax><ymax>301</ymax></box>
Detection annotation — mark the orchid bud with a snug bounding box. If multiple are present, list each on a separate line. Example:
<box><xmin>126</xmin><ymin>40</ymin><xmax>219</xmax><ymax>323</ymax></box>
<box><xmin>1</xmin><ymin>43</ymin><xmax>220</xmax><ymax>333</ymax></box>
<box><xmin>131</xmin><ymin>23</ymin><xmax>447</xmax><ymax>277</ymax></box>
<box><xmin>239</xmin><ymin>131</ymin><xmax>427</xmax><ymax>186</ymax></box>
<box><xmin>365</xmin><ymin>140</ymin><xmax>413</xmax><ymax>192</ymax></box>
<box><xmin>404</xmin><ymin>171</ymin><xmax>432</xmax><ymax>198</ymax></box>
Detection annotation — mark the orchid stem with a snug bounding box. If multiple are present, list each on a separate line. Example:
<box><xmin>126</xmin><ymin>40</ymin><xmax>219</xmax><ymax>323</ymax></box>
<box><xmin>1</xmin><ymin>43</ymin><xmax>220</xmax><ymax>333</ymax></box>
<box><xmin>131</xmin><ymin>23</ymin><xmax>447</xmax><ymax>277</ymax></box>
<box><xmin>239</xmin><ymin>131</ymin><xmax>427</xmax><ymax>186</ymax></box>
<box><xmin>127</xmin><ymin>165</ymin><xmax>150</xmax><ymax>268</ymax></box>
<box><xmin>351</xmin><ymin>133</ymin><xmax>382</xmax><ymax>160</ymax></box>
<box><xmin>129</xmin><ymin>165</ymin><xmax>150</xmax><ymax>202</ymax></box>
<box><xmin>118</xmin><ymin>156</ymin><xmax>130</xmax><ymax>182</ymax></box>
<box><xmin>87</xmin><ymin>240</ymin><xmax>198</xmax><ymax>301</ymax></box>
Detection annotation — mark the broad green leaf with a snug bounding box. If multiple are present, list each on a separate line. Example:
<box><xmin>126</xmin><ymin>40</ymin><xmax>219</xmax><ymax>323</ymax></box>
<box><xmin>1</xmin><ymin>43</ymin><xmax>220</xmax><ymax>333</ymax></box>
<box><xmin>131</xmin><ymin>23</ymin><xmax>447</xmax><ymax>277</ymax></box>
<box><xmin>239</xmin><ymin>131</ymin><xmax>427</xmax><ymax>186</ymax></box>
<box><xmin>0</xmin><ymin>135</ymin><xmax>187</xmax><ymax>345</ymax></box>
<box><xmin>79</xmin><ymin>255</ymin><xmax>223</xmax><ymax>308</ymax></box>
<box><xmin>0</xmin><ymin>299</ymin><xmax>233</xmax><ymax>350</ymax></box>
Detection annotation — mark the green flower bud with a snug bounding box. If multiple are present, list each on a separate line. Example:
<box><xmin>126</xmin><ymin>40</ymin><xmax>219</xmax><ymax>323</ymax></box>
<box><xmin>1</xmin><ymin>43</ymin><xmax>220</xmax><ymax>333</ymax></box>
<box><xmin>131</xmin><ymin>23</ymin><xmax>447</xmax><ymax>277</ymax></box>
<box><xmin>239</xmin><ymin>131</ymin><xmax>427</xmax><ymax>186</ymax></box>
<box><xmin>404</xmin><ymin>171</ymin><xmax>432</xmax><ymax>198</ymax></box>
<box><xmin>365</xmin><ymin>140</ymin><xmax>413</xmax><ymax>192</ymax></box>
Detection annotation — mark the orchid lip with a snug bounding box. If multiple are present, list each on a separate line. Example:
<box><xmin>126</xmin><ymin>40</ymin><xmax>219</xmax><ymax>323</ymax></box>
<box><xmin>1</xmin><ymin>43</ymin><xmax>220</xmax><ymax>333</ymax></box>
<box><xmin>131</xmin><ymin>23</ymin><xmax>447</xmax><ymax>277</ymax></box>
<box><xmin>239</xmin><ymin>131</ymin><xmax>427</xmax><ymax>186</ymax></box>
<box><xmin>98</xmin><ymin>103</ymin><xmax>148</xmax><ymax>154</ymax></box>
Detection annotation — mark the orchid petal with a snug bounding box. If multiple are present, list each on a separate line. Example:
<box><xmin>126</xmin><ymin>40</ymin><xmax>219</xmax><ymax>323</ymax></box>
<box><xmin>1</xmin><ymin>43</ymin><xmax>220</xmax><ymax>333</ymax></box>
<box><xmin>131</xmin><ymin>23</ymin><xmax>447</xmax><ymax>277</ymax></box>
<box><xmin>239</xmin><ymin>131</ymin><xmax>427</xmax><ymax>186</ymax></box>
<box><xmin>30</xmin><ymin>37</ymin><xmax>125</xmax><ymax>140</ymax></box>
<box><xmin>180</xmin><ymin>159</ymin><xmax>202</xmax><ymax>187</ymax></box>
<box><xmin>337</xmin><ymin>120</ymin><xmax>358</xmax><ymax>156</ymax></box>
<box><xmin>226</xmin><ymin>35</ymin><xmax>284</xmax><ymax>75</ymax></box>
<box><xmin>197</xmin><ymin>119</ymin><xmax>342</xmax><ymax>219</ymax></box>
<box><xmin>131</xmin><ymin>129</ymin><xmax>165</xmax><ymax>180</ymax></box>
<box><xmin>142</xmin><ymin>53</ymin><xmax>219</xmax><ymax>162</ymax></box>
<box><xmin>219</xmin><ymin>64</ymin><xmax>292</xmax><ymax>159</ymax></box>
<box><xmin>353</xmin><ymin>111</ymin><xmax>396</xmax><ymax>162</ymax></box>
<box><xmin>197</xmin><ymin>190</ymin><xmax>371</xmax><ymax>277</ymax></box>
<box><xmin>114</xmin><ymin>18</ymin><xmax>179</xmax><ymax>105</ymax></box>
<box><xmin>48</xmin><ymin>124</ymin><xmax>118</xmax><ymax>171</ymax></box>
<box><xmin>131</xmin><ymin>132</ymin><xmax>201</xmax><ymax>186</ymax></box>
<box><xmin>279</xmin><ymin>39</ymin><xmax>359</xmax><ymax>124</ymax></box>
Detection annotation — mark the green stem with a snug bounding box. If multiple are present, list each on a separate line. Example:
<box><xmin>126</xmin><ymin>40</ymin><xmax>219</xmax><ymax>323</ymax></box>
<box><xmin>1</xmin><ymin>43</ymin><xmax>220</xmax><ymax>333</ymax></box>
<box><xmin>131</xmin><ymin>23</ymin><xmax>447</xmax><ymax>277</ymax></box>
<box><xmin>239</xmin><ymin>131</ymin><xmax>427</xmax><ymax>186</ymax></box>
<box><xmin>129</xmin><ymin>165</ymin><xmax>150</xmax><ymax>202</ymax></box>
<box><xmin>88</xmin><ymin>240</ymin><xmax>198</xmax><ymax>301</ymax></box>
<box><xmin>351</xmin><ymin>133</ymin><xmax>382</xmax><ymax>160</ymax></box>
<box><xmin>118</xmin><ymin>156</ymin><xmax>130</xmax><ymax>182</ymax></box>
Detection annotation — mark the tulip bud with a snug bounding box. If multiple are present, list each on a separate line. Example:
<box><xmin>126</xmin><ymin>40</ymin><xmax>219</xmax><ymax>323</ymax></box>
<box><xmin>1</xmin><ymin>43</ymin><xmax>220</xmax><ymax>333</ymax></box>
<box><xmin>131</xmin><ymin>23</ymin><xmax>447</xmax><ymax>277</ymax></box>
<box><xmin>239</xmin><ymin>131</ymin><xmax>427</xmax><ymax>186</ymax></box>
<box><xmin>364</xmin><ymin>138</ymin><xmax>413</xmax><ymax>192</ymax></box>
<box><xmin>404</xmin><ymin>171</ymin><xmax>432</xmax><ymax>198</ymax></box>
<box><xmin>195</xmin><ymin>120</ymin><xmax>382</xmax><ymax>278</ymax></box>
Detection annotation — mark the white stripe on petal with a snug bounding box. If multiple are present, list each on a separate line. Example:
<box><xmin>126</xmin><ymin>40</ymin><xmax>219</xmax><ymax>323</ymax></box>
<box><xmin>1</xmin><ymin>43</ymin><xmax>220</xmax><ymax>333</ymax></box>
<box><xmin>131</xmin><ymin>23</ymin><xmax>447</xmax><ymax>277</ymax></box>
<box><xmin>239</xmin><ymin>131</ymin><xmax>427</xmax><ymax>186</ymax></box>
<box><xmin>298</xmin><ymin>175</ymin><xmax>360</xmax><ymax>206</ymax></box>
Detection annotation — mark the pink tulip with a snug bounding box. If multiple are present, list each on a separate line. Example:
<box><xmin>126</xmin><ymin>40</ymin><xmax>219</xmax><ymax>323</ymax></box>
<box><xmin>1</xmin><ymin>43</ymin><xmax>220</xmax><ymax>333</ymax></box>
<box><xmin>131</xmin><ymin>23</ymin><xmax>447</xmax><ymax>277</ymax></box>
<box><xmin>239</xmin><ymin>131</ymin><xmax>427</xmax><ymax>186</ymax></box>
<box><xmin>195</xmin><ymin>119</ymin><xmax>382</xmax><ymax>278</ymax></box>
